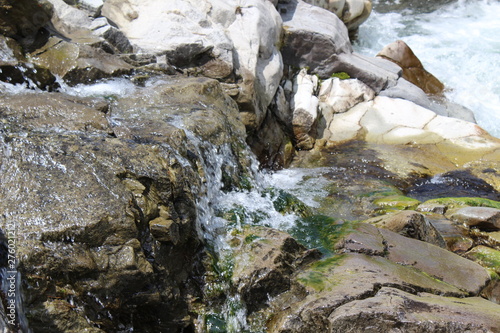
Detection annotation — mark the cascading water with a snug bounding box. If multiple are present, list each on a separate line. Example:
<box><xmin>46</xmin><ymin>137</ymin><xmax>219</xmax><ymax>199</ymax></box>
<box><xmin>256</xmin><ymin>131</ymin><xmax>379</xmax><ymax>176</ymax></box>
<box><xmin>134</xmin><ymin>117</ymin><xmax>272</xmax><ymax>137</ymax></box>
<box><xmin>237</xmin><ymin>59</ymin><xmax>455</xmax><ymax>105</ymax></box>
<box><xmin>354</xmin><ymin>0</ymin><xmax>500</xmax><ymax>138</ymax></box>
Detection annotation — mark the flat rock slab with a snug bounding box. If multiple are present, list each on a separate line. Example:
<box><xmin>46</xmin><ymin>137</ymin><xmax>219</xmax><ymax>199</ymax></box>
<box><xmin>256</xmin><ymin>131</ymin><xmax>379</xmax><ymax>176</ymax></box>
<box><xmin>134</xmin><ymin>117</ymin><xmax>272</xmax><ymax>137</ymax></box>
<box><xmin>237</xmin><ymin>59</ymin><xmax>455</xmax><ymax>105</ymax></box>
<box><xmin>451</xmin><ymin>207</ymin><xmax>500</xmax><ymax>231</ymax></box>
<box><xmin>329</xmin><ymin>287</ymin><xmax>500</xmax><ymax>333</ymax></box>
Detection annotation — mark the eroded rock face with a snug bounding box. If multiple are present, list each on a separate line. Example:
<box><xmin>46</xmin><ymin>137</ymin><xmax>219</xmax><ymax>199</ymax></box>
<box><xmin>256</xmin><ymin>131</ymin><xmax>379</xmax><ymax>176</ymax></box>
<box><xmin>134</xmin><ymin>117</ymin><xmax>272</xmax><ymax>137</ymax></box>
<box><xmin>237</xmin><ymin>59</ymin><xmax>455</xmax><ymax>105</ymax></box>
<box><xmin>0</xmin><ymin>77</ymin><xmax>253</xmax><ymax>332</ymax></box>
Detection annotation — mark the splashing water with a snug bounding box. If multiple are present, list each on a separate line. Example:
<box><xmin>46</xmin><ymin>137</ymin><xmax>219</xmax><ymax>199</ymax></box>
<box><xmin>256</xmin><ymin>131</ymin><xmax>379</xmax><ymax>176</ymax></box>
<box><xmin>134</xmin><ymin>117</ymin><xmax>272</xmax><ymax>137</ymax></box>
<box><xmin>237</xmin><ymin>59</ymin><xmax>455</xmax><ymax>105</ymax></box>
<box><xmin>354</xmin><ymin>0</ymin><xmax>500</xmax><ymax>138</ymax></box>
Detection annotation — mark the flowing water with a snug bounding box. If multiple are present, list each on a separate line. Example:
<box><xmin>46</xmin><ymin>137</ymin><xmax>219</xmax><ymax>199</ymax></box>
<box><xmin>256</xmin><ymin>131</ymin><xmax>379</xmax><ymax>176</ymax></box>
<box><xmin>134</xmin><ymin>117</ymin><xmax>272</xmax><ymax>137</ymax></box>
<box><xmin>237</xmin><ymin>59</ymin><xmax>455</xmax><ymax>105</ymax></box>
<box><xmin>354</xmin><ymin>0</ymin><xmax>500</xmax><ymax>138</ymax></box>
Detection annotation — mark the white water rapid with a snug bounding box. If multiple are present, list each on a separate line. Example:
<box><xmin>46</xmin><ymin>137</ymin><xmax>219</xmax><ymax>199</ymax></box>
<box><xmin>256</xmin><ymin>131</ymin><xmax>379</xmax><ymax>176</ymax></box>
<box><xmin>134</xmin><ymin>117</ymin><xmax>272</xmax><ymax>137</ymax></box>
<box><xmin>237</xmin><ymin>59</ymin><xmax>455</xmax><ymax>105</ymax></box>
<box><xmin>354</xmin><ymin>0</ymin><xmax>500</xmax><ymax>138</ymax></box>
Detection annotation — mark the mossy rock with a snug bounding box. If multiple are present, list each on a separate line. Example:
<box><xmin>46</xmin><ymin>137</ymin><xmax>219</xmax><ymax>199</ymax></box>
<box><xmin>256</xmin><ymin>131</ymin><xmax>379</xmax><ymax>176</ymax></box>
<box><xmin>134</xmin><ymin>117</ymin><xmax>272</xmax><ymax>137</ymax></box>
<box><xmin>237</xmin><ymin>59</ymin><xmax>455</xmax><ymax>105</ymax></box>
<box><xmin>297</xmin><ymin>254</ymin><xmax>347</xmax><ymax>291</ymax></box>
<box><xmin>465</xmin><ymin>246</ymin><xmax>500</xmax><ymax>274</ymax></box>
<box><xmin>421</xmin><ymin>197</ymin><xmax>500</xmax><ymax>210</ymax></box>
<box><xmin>373</xmin><ymin>195</ymin><xmax>421</xmax><ymax>213</ymax></box>
<box><xmin>290</xmin><ymin>216</ymin><xmax>357</xmax><ymax>255</ymax></box>
<box><xmin>263</xmin><ymin>188</ymin><xmax>313</xmax><ymax>218</ymax></box>
<box><xmin>215</xmin><ymin>205</ymin><xmax>270</xmax><ymax>226</ymax></box>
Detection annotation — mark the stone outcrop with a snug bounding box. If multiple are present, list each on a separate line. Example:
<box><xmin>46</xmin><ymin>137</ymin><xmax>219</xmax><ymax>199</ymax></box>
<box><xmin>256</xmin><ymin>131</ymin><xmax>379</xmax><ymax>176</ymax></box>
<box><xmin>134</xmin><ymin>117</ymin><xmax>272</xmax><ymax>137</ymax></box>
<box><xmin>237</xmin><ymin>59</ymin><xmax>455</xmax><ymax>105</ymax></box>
<box><xmin>0</xmin><ymin>77</ymin><xmax>254</xmax><ymax>332</ymax></box>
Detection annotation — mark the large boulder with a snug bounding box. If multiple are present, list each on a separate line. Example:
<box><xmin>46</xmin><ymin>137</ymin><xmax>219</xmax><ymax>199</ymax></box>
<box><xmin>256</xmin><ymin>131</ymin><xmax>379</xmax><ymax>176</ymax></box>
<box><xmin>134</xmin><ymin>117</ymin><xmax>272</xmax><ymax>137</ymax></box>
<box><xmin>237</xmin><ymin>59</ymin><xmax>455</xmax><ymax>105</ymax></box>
<box><xmin>278</xmin><ymin>0</ymin><xmax>353</xmax><ymax>78</ymax></box>
<box><xmin>0</xmin><ymin>77</ymin><xmax>254</xmax><ymax>332</ymax></box>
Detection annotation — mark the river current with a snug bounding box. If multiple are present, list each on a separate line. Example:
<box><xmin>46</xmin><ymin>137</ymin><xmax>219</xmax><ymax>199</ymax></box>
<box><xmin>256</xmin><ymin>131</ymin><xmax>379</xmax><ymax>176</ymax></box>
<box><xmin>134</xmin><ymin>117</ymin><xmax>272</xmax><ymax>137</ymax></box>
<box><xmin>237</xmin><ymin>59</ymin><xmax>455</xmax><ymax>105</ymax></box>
<box><xmin>354</xmin><ymin>0</ymin><xmax>500</xmax><ymax>138</ymax></box>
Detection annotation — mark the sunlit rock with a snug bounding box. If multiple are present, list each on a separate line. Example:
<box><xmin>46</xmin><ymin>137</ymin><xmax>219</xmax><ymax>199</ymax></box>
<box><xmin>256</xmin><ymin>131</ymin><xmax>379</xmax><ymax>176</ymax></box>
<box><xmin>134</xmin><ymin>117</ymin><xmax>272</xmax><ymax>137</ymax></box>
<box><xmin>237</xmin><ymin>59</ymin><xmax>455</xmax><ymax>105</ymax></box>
<box><xmin>451</xmin><ymin>207</ymin><xmax>500</xmax><ymax>231</ymax></box>
<box><xmin>291</xmin><ymin>69</ymin><xmax>319</xmax><ymax>149</ymax></box>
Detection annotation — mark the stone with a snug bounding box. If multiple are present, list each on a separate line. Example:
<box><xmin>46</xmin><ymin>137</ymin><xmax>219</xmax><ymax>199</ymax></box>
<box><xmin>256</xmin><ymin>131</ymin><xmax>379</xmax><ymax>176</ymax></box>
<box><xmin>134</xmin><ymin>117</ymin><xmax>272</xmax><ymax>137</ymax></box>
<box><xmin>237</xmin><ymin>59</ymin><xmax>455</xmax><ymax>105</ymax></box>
<box><xmin>149</xmin><ymin>217</ymin><xmax>180</xmax><ymax>244</ymax></box>
<box><xmin>365</xmin><ymin>210</ymin><xmax>446</xmax><ymax>248</ymax></box>
<box><xmin>0</xmin><ymin>0</ymin><xmax>53</xmax><ymax>49</ymax></box>
<box><xmin>278</xmin><ymin>0</ymin><xmax>353</xmax><ymax>78</ymax></box>
<box><xmin>451</xmin><ymin>207</ymin><xmax>500</xmax><ymax>231</ymax></box>
<box><xmin>378</xmin><ymin>40</ymin><xmax>445</xmax><ymax>95</ymax></box>
<box><xmin>30</xmin><ymin>38</ymin><xmax>134</xmax><ymax>85</ymax></box>
<box><xmin>330</xmin><ymin>52</ymin><xmax>402</xmax><ymax>92</ymax></box>
<box><xmin>0</xmin><ymin>92</ymin><xmax>110</xmax><ymax>133</ymax></box>
<box><xmin>318</xmin><ymin>77</ymin><xmax>375</xmax><ymax>115</ymax></box>
<box><xmin>291</xmin><ymin>69</ymin><xmax>319</xmax><ymax>149</ymax></box>
<box><xmin>102</xmin><ymin>0</ymin><xmax>234</xmax><ymax>78</ymax></box>
<box><xmin>379</xmin><ymin>77</ymin><xmax>435</xmax><ymax>109</ymax></box>
<box><xmin>464</xmin><ymin>246</ymin><xmax>500</xmax><ymax>274</ymax></box>
<box><xmin>231</xmin><ymin>226</ymin><xmax>321</xmax><ymax>313</ymax></box>
<box><xmin>329</xmin><ymin>287</ymin><xmax>500</xmax><ymax>333</ymax></box>
<box><xmin>303</xmin><ymin>0</ymin><xmax>373</xmax><ymax>33</ymax></box>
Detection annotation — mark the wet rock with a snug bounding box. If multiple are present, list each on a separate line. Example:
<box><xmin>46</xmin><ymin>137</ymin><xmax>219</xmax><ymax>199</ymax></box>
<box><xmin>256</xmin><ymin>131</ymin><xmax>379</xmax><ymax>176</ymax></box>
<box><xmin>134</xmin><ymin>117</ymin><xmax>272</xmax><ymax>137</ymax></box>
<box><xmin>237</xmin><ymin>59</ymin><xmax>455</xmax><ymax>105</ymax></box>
<box><xmin>378</xmin><ymin>40</ymin><xmax>445</xmax><ymax>95</ymax></box>
<box><xmin>365</xmin><ymin>210</ymin><xmax>446</xmax><ymax>248</ymax></box>
<box><xmin>482</xmin><ymin>279</ymin><xmax>500</xmax><ymax>304</ymax></box>
<box><xmin>0</xmin><ymin>92</ymin><xmax>110</xmax><ymax>133</ymax></box>
<box><xmin>291</xmin><ymin>68</ymin><xmax>319</xmax><ymax>149</ymax></box>
<box><xmin>231</xmin><ymin>226</ymin><xmax>321</xmax><ymax>313</ymax></box>
<box><xmin>451</xmin><ymin>207</ymin><xmax>500</xmax><ymax>231</ymax></box>
<box><xmin>0</xmin><ymin>76</ymin><xmax>255</xmax><ymax>332</ymax></box>
<box><xmin>30</xmin><ymin>38</ymin><xmax>133</xmax><ymax>85</ymax></box>
<box><xmin>464</xmin><ymin>246</ymin><xmax>500</xmax><ymax>274</ymax></box>
<box><xmin>329</xmin><ymin>287</ymin><xmax>500</xmax><ymax>333</ymax></box>
<box><xmin>278</xmin><ymin>0</ymin><xmax>353</xmax><ymax>78</ymax></box>
<box><xmin>426</xmin><ymin>217</ymin><xmax>473</xmax><ymax>253</ymax></box>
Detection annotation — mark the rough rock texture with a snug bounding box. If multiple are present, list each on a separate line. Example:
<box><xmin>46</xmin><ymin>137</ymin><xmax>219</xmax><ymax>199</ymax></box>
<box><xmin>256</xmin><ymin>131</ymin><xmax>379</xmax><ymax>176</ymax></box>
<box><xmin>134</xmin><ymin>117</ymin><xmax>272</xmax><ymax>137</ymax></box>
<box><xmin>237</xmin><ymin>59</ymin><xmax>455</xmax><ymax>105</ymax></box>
<box><xmin>378</xmin><ymin>40</ymin><xmax>445</xmax><ymax>95</ymax></box>
<box><xmin>265</xmin><ymin>223</ymin><xmax>493</xmax><ymax>332</ymax></box>
<box><xmin>278</xmin><ymin>0</ymin><xmax>353</xmax><ymax>78</ymax></box>
<box><xmin>0</xmin><ymin>77</ymin><xmax>253</xmax><ymax>332</ymax></box>
<box><xmin>451</xmin><ymin>207</ymin><xmax>500</xmax><ymax>231</ymax></box>
<box><xmin>30</xmin><ymin>37</ymin><xmax>133</xmax><ymax>85</ymax></box>
<box><xmin>365</xmin><ymin>210</ymin><xmax>446</xmax><ymax>248</ymax></box>
<box><xmin>291</xmin><ymin>69</ymin><xmax>319</xmax><ymax>149</ymax></box>
<box><xmin>231</xmin><ymin>226</ymin><xmax>321</xmax><ymax>313</ymax></box>
<box><xmin>329</xmin><ymin>287</ymin><xmax>500</xmax><ymax>333</ymax></box>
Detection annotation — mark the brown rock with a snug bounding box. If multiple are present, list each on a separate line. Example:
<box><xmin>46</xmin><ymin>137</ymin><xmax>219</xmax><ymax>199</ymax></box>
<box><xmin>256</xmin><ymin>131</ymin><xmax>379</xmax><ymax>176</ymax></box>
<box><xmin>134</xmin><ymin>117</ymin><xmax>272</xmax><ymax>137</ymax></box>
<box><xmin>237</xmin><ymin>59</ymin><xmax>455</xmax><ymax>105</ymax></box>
<box><xmin>451</xmin><ymin>207</ymin><xmax>500</xmax><ymax>231</ymax></box>
<box><xmin>377</xmin><ymin>40</ymin><xmax>445</xmax><ymax>95</ymax></box>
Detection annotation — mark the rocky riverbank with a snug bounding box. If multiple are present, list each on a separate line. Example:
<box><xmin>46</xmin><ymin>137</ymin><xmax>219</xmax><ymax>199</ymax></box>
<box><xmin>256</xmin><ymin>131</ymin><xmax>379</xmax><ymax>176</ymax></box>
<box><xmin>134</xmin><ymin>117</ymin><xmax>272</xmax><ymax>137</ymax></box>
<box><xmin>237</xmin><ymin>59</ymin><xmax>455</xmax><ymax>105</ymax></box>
<box><xmin>1</xmin><ymin>0</ymin><xmax>500</xmax><ymax>332</ymax></box>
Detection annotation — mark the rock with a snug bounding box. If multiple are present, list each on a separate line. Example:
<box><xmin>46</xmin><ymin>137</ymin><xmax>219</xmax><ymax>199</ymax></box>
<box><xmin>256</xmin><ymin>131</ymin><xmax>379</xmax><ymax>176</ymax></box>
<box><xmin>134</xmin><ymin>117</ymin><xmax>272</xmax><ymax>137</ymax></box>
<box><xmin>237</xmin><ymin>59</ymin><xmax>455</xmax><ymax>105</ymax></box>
<box><xmin>429</xmin><ymin>97</ymin><xmax>477</xmax><ymax>123</ymax></box>
<box><xmin>0</xmin><ymin>0</ymin><xmax>53</xmax><ymax>50</ymax></box>
<box><xmin>89</xmin><ymin>17</ymin><xmax>134</xmax><ymax>54</ymax></box>
<box><xmin>211</xmin><ymin>0</ymin><xmax>283</xmax><ymax>130</ymax></box>
<box><xmin>451</xmin><ymin>207</ymin><xmax>500</xmax><ymax>231</ymax></box>
<box><xmin>0</xmin><ymin>76</ymin><xmax>255</xmax><ymax>332</ymax></box>
<box><xmin>0</xmin><ymin>92</ymin><xmax>110</xmax><ymax>133</ymax></box>
<box><xmin>330</xmin><ymin>52</ymin><xmax>402</xmax><ymax>92</ymax></box>
<box><xmin>0</xmin><ymin>35</ymin><xmax>59</xmax><ymax>91</ymax></box>
<box><xmin>329</xmin><ymin>287</ymin><xmax>500</xmax><ymax>333</ymax></box>
<box><xmin>303</xmin><ymin>0</ymin><xmax>373</xmax><ymax>34</ymax></box>
<box><xmin>291</xmin><ymin>69</ymin><xmax>319</xmax><ymax>149</ymax></box>
<box><xmin>231</xmin><ymin>226</ymin><xmax>321</xmax><ymax>313</ymax></box>
<box><xmin>425</xmin><ymin>217</ymin><xmax>473</xmax><ymax>253</ymax></box>
<box><xmin>365</xmin><ymin>210</ymin><xmax>446</xmax><ymax>248</ymax></box>
<box><xmin>464</xmin><ymin>246</ymin><xmax>500</xmax><ymax>274</ymax></box>
<box><xmin>379</xmin><ymin>77</ymin><xmax>435</xmax><ymax>109</ymax></box>
<box><xmin>101</xmin><ymin>0</ymin><xmax>234</xmax><ymax>78</ymax></box>
<box><xmin>268</xmin><ymin>223</ymin><xmax>491</xmax><ymax>332</ymax></box>
<box><xmin>278</xmin><ymin>0</ymin><xmax>353</xmax><ymax>78</ymax></box>
<box><xmin>30</xmin><ymin>38</ymin><xmax>133</xmax><ymax>85</ymax></box>
<box><xmin>318</xmin><ymin>77</ymin><xmax>375</xmax><ymax>114</ymax></box>
<box><xmin>378</xmin><ymin>40</ymin><xmax>445</xmax><ymax>95</ymax></box>
<box><xmin>482</xmin><ymin>279</ymin><xmax>500</xmax><ymax>304</ymax></box>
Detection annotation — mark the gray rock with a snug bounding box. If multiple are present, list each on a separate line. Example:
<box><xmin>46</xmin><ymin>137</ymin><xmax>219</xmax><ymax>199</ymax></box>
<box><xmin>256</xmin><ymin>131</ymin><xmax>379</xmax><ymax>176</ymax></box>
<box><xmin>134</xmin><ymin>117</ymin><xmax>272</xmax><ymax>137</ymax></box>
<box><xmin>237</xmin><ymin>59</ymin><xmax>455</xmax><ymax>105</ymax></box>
<box><xmin>330</xmin><ymin>52</ymin><xmax>402</xmax><ymax>92</ymax></box>
<box><xmin>365</xmin><ymin>210</ymin><xmax>447</xmax><ymax>248</ymax></box>
<box><xmin>451</xmin><ymin>207</ymin><xmax>500</xmax><ymax>231</ymax></box>
<box><xmin>379</xmin><ymin>77</ymin><xmax>435</xmax><ymax>110</ymax></box>
<box><xmin>329</xmin><ymin>287</ymin><xmax>500</xmax><ymax>333</ymax></box>
<box><xmin>278</xmin><ymin>0</ymin><xmax>353</xmax><ymax>78</ymax></box>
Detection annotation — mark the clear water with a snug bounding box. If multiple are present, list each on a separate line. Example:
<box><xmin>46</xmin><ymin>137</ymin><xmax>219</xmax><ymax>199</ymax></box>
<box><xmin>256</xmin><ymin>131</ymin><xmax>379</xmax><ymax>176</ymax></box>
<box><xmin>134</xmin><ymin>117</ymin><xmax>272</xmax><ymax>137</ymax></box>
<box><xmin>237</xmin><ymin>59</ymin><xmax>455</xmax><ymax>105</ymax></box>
<box><xmin>354</xmin><ymin>0</ymin><xmax>500</xmax><ymax>138</ymax></box>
